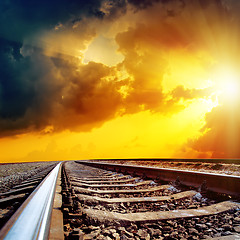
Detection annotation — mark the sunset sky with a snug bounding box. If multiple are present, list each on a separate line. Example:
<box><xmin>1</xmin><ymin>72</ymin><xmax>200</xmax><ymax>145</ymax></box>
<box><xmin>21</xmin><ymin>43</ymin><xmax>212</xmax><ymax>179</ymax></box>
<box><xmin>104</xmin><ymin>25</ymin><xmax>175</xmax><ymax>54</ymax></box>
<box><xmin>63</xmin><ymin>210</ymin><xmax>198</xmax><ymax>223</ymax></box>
<box><xmin>0</xmin><ymin>0</ymin><xmax>240</xmax><ymax>163</ymax></box>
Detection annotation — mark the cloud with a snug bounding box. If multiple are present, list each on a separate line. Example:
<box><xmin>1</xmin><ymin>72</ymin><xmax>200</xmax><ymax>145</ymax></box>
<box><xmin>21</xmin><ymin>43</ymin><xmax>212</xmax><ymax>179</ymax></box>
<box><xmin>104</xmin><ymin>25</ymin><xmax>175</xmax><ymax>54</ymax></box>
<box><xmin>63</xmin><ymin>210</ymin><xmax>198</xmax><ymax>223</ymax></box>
<box><xmin>98</xmin><ymin>0</ymin><xmax>127</xmax><ymax>19</ymax></box>
<box><xmin>0</xmin><ymin>0</ymin><xmax>105</xmax><ymax>42</ymax></box>
<box><xmin>0</xmin><ymin>39</ymin><xmax>127</xmax><ymax>136</ymax></box>
<box><xmin>51</xmin><ymin>60</ymin><xmax>125</xmax><ymax>131</ymax></box>
<box><xmin>0</xmin><ymin>41</ymin><xmax>63</xmax><ymax>136</ymax></box>
<box><xmin>170</xmin><ymin>85</ymin><xmax>212</xmax><ymax>101</ymax></box>
<box><xmin>114</xmin><ymin>1</ymin><xmax>216</xmax><ymax>114</ymax></box>
<box><xmin>128</xmin><ymin>0</ymin><xmax>161</xmax><ymax>10</ymax></box>
<box><xmin>185</xmin><ymin>100</ymin><xmax>240</xmax><ymax>158</ymax></box>
<box><xmin>0</xmin><ymin>36</ymin><xmax>191</xmax><ymax>137</ymax></box>
<box><xmin>128</xmin><ymin>0</ymin><xmax>185</xmax><ymax>13</ymax></box>
<box><xmin>0</xmin><ymin>0</ymin><xmax>126</xmax><ymax>137</ymax></box>
<box><xmin>0</xmin><ymin>0</ymin><xmax>238</xmax><ymax>139</ymax></box>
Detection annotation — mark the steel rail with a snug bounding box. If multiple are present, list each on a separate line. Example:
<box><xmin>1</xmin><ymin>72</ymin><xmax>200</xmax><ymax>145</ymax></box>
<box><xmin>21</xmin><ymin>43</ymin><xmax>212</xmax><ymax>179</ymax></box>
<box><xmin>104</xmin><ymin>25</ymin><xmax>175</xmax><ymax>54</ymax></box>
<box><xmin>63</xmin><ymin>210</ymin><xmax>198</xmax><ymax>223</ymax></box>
<box><xmin>0</xmin><ymin>163</ymin><xmax>62</xmax><ymax>240</ymax></box>
<box><xmin>91</xmin><ymin>158</ymin><xmax>240</xmax><ymax>164</ymax></box>
<box><xmin>78</xmin><ymin>161</ymin><xmax>240</xmax><ymax>197</ymax></box>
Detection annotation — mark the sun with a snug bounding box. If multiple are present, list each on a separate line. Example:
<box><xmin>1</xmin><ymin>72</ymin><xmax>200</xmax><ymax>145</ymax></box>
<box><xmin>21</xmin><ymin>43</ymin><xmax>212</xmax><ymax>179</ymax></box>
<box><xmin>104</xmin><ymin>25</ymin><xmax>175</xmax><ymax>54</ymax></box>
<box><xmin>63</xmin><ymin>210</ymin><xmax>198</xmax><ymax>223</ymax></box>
<box><xmin>212</xmin><ymin>66</ymin><xmax>240</xmax><ymax>102</ymax></box>
<box><xmin>222</xmin><ymin>80</ymin><xmax>239</xmax><ymax>96</ymax></box>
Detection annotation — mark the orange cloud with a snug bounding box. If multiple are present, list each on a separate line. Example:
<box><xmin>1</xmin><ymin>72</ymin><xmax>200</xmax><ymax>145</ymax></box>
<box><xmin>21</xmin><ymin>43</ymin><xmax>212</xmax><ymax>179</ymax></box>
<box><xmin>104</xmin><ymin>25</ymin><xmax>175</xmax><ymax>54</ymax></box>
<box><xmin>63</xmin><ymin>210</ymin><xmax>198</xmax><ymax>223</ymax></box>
<box><xmin>170</xmin><ymin>85</ymin><xmax>212</xmax><ymax>101</ymax></box>
<box><xmin>185</xmin><ymin>100</ymin><xmax>240</xmax><ymax>158</ymax></box>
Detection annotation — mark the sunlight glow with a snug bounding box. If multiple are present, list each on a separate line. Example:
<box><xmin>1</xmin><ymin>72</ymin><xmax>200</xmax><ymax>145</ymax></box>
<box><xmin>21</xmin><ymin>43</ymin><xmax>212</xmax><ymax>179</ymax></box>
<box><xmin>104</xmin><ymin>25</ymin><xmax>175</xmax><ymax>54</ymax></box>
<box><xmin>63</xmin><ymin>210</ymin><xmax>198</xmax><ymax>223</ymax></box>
<box><xmin>222</xmin><ymin>80</ymin><xmax>239</xmax><ymax>97</ymax></box>
<box><xmin>212</xmin><ymin>67</ymin><xmax>240</xmax><ymax>101</ymax></box>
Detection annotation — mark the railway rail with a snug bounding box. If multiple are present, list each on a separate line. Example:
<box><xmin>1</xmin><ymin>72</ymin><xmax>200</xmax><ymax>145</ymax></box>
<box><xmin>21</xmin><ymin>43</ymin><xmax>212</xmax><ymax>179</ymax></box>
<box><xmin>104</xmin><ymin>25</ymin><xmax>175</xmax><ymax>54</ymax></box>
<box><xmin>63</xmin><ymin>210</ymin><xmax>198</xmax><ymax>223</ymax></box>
<box><xmin>92</xmin><ymin>158</ymin><xmax>240</xmax><ymax>165</ymax></box>
<box><xmin>0</xmin><ymin>160</ymin><xmax>239</xmax><ymax>240</ymax></box>
<box><xmin>0</xmin><ymin>163</ymin><xmax>61</xmax><ymax>240</ymax></box>
<box><xmin>0</xmin><ymin>163</ymin><xmax>57</xmax><ymax>230</ymax></box>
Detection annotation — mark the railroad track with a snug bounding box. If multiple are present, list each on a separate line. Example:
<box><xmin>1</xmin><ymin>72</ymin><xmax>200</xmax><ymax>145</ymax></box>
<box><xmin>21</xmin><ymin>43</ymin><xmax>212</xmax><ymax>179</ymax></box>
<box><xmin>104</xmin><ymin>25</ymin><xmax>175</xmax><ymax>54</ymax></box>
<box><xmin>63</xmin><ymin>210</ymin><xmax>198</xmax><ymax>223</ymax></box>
<box><xmin>62</xmin><ymin>161</ymin><xmax>240</xmax><ymax>240</ymax></box>
<box><xmin>0</xmin><ymin>163</ymin><xmax>57</xmax><ymax>230</ymax></box>
<box><xmin>0</xmin><ymin>160</ymin><xmax>239</xmax><ymax>240</ymax></box>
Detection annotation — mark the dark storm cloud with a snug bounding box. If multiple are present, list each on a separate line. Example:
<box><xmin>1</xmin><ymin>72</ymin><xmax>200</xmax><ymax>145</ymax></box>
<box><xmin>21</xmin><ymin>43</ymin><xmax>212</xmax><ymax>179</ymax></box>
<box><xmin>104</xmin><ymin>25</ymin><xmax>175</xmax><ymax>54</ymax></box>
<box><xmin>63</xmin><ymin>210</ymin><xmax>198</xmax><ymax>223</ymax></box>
<box><xmin>0</xmin><ymin>38</ymin><xmax>33</xmax><ymax>120</ymax></box>
<box><xmin>128</xmin><ymin>0</ymin><xmax>169</xmax><ymax>9</ymax></box>
<box><xmin>0</xmin><ymin>0</ymin><xmax>104</xmax><ymax>42</ymax></box>
<box><xmin>0</xmin><ymin>41</ymin><xmax>63</xmax><ymax>136</ymax></box>
<box><xmin>0</xmin><ymin>0</ymin><xmax>116</xmax><ymax>137</ymax></box>
<box><xmin>89</xmin><ymin>0</ymin><xmax>127</xmax><ymax>20</ymax></box>
<box><xmin>0</xmin><ymin>0</ymin><xmax>105</xmax><ymax>118</ymax></box>
<box><xmin>0</xmin><ymin>40</ymin><xmax>124</xmax><ymax>136</ymax></box>
<box><xmin>128</xmin><ymin>0</ymin><xmax>185</xmax><ymax>12</ymax></box>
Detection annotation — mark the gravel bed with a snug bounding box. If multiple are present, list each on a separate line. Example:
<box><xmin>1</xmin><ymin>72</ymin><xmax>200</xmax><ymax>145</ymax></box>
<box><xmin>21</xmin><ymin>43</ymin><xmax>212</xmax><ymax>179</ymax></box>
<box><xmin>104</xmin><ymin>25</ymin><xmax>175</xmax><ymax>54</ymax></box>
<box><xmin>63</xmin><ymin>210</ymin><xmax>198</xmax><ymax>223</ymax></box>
<box><xmin>89</xmin><ymin>185</ymin><xmax>154</xmax><ymax>191</ymax></box>
<box><xmin>84</xmin><ymin>195</ymin><xmax>213</xmax><ymax>214</ymax></box>
<box><xmin>64</xmin><ymin>208</ymin><xmax>240</xmax><ymax>239</ymax></box>
<box><xmin>65</xmin><ymin>162</ymin><xmax>109</xmax><ymax>179</ymax></box>
<box><xmin>0</xmin><ymin>162</ymin><xmax>58</xmax><ymax>193</ymax></box>
<box><xmin>64</xmin><ymin>162</ymin><xmax>240</xmax><ymax>239</ymax></box>
<box><xmin>103</xmin><ymin>160</ymin><xmax>240</xmax><ymax>176</ymax></box>
<box><xmin>96</xmin><ymin>189</ymin><xmax>175</xmax><ymax>199</ymax></box>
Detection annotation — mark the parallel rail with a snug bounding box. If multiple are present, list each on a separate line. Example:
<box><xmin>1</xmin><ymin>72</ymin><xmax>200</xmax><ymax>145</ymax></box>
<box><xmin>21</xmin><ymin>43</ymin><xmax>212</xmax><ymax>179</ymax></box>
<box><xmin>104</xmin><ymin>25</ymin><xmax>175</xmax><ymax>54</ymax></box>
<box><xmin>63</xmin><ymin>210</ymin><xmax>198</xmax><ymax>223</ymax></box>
<box><xmin>63</xmin><ymin>161</ymin><xmax>240</xmax><ymax>239</ymax></box>
<box><xmin>91</xmin><ymin>158</ymin><xmax>240</xmax><ymax>164</ymax></box>
<box><xmin>1</xmin><ymin>160</ymin><xmax>239</xmax><ymax>239</ymax></box>
<box><xmin>79</xmin><ymin>161</ymin><xmax>240</xmax><ymax>197</ymax></box>
<box><xmin>0</xmin><ymin>163</ymin><xmax>62</xmax><ymax>240</ymax></box>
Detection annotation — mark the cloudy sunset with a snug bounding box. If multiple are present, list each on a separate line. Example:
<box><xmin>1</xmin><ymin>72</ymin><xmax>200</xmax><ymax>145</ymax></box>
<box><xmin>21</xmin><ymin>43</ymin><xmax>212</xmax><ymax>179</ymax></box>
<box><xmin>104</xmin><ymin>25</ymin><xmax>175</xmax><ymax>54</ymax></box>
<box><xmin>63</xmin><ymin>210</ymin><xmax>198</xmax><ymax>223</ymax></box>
<box><xmin>0</xmin><ymin>0</ymin><xmax>240</xmax><ymax>162</ymax></box>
